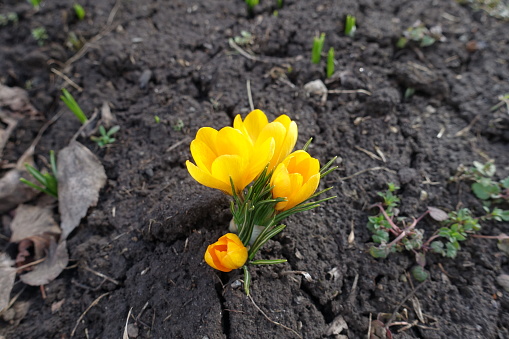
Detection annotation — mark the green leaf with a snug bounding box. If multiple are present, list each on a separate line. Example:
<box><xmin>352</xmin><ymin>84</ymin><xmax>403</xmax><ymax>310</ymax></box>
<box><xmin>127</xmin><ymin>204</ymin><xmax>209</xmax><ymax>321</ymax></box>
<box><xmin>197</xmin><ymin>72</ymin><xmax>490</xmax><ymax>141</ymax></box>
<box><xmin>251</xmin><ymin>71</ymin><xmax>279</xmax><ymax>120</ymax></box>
<box><xmin>372</xmin><ymin>230</ymin><xmax>389</xmax><ymax>244</ymax></box>
<box><xmin>430</xmin><ymin>241</ymin><xmax>445</xmax><ymax>255</ymax></box>
<box><xmin>446</xmin><ymin>242</ymin><xmax>458</xmax><ymax>258</ymax></box>
<box><xmin>369</xmin><ymin>246</ymin><xmax>389</xmax><ymax>259</ymax></box>
<box><xmin>472</xmin><ymin>182</ymin><xmax>491</xmax><ymax>200</ymax></box>
<box><xmin>420</xmin><ymin>36</ymin><xmax>435</xmax><ymax>47</ymax></box>
<box><xmin>501</xmin><ymin>177</ymin><xmax>509</xmax><ymax>189</ymax></box>
<box><xmin>243</xmin><ymin>266</ymin><xmax>251</xmax><ymax>296</ymax></box>
<box><xmin>249</xmin><ymin>259</ymin><xmax>287</xmax><ymax>265</ymax></box>
<box><xmin>411</xmin><ymin>266</ymin><xmax>429</xmax><ymax>282</ymax></box>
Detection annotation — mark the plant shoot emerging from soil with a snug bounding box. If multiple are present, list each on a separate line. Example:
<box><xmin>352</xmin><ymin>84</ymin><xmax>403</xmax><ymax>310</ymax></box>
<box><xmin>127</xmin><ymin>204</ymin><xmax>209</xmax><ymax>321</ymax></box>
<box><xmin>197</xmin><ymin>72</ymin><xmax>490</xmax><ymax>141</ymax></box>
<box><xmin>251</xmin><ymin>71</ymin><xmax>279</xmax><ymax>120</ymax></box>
<box><xmin>31</xmin><ymin>27</ymin><xmax>48</xmax><ymax>46</ymax></box>
<box><xmin>326</xmin><ymin>47</ymin><xmax>335</xmax><ymax>78</ymax></box>
<box><xmin>344</xmin><ymin>15</ymin><xmax>356</xmax><ymax>37</ymax></box>
<box><xmin>19</xmin><ymin>150</ymin><xmax>58</xmax><ymax>198</ymax></box>
<box><xmin>91</xmin><ymin>125</ymin><xmax>120</xmax><ymax>148</ymax></box>
<box><xmin>60</xmin><ymin>89</ymin><xmax>87</xmax><ymax>124</ymax></box>
<box><xmin>73</xmin><ymin>3</ymin><xmax>85</xmax><ymax>20</ymax></box>
<box><xmin>367</xmin><ymin>179</ymin><xmax>509</xmax><ymax>281</ymax></box>
<box><xmin>311</xmin><ymin>33</ymin><xmax>325</xmax><ymax>64</ymax></box>
<box><xmin>186</xmin><ymin>109</ymin><xmax>336</xmax><ymax>294</ymax></box>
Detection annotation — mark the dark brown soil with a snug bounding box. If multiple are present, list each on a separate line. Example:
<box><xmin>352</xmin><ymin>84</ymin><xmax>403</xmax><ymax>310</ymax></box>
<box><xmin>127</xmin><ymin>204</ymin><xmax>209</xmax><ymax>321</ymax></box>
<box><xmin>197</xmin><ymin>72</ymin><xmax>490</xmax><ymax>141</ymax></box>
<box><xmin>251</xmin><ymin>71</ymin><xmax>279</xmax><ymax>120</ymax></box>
<box><xmin>1</xmin><ymin>0</ymin><xmax>509</xmax><ymax>338</ymax></box>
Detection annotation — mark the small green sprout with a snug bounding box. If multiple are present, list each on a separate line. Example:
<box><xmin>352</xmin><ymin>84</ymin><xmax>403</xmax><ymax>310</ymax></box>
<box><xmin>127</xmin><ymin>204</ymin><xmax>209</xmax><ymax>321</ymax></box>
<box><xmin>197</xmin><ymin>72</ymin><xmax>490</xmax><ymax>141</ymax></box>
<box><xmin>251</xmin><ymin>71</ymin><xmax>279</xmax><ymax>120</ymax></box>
<box><xmin>60</xmin><ymin>88</ymin><xmax>88</xmax><ymax>124</ymax></box>
<box><xmin>233</xmin><ymin>31</ymin><xmax>254</xmax><ymax>46</ymax></box>
<box><xmin>404</xmin><ymin>88</ymin><xmax>415</xmax><ymax>99</ymax></box>
<box><xmin>66</xmin><ymin>32</ymin><xmax>84</xmax><ymax>50</ymax></box>
<box><xmin>0</xmin><ymin>13</ymin><xmax>18</xmax><ymax>26</ymax></box>
<box><xmin>397</xmin><ymin>20</ymin><xmax>445</xmax><ymax>48</ymax></box>
<box><xmin>367</xmin><ymin>181</ymin><xmax>508</xmax><ymax>281</ymax></box>
<box><xmin>73</xmin><ymin>3</ymin><xmax>86</xmax><ymax>20</ymax></box>
<box><xmin>91</xmin><ymin>125</ymin><xmax>120</xmax><ymax>147</ymax></box>
<box><xmin>458</xmin><ymin>0</ymin><xmax>509</xmax><ymax>20</ymax></box>
<box><xmin>172</xmin><ymin>119</ymin><xmax>184</xmax><ymax>131</ymax></box>
<box><xmin>276</xmin><ymin>0</ymin><xmax>283</xmax><ymax>9</ymax></box>
<box><xmin>20</xmin><ymin>150</ymin><xmax>58</xmax><ymax>198</ymax></box>
<box><xmin>245</xmin><ymin>0</ymin><xmax>259</xmax><ymax>14</ymax></box>
<box><xmin>326</xmin><ymin>47</ymin><xmax>335</xmax><ymax>78</ymax></box>
<box><xmin>311</xmin><ymin>33</ymin><xmax>325</xmax><ymax>64</ymax></box>
<box><xmin>452</xmin><ymin>161</ymin><xmax>509</xmax><ymax>202</ymax></box>
<box><xmin>154</xmin><ymin>115</ymin><xmax>160</xmax><ymax>123</ymax></box>
<box><xmin>344</xmin><ymin>15</ymin><xmax>357</xmax><ymax>37</ymax></box>
<box><xmin>31</xmin><ymin>27</ymin><xmax>48</xmax><ymax>46</ymax></box>
<box><xmin>490</xmin><ymin>93</ymin><xmax>509</xmax><ymax>114</ymax></box>
<box><xmin>27</xmin><ymin>0</ymin><xmax>42</xmax><ymax>9</ymax></box>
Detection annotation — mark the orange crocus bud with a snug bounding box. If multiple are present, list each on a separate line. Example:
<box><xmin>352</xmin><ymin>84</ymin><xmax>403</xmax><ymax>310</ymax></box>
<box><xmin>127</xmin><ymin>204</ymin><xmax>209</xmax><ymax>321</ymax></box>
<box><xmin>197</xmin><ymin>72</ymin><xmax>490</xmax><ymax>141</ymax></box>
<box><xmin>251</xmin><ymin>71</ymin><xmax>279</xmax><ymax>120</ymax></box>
<box><xmin>270</xmin><ymin>150</ymin><xmax>320</xmax><ymax>211</ymax></box>
<box><xmin>204</xmin><ymin>233</ymin><xmax>248</xmax><ymax>272</ymax></box>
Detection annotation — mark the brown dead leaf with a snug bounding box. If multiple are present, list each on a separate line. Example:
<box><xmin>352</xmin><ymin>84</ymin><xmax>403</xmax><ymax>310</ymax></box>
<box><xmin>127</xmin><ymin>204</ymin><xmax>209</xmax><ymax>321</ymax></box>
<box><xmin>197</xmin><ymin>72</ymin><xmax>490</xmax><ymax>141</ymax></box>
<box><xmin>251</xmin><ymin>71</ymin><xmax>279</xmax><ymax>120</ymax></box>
<box><xmin>428</xmin><ymin>207</ymin><xmax>448</xmax><ymax>221</ymax></box>
<box><xmin>0</xmin><ymin>168</ymin><xmax>39</xmax><ymax>214</ymax></box>
<box><xmin>0</xmin><ymin>253</ymin><xmax>16</xmax><ymax>312</ymax></box>
<box><xmin>51</xmin><ymin>299</ymin><xmax>65</xmax><ymax>313</ymax></box>
<box><xmin>58</xmin><ymin>141</ymin><xmax>107</xmax><ymax>239</ymax></box>
<box><xmin>20</xmin><ymin>239</ymin><xmax>68</xmax><ymax>286</ymax></box>
<box><xmin>0</xmin><ymin>84</ymin><xmax>38</xmax><ymax>116</ymax></box>
<box><xmin>10</xmin><ymin>204</ymin><xmax>60</xmax><ymax>243</ymax></box>
<box><xmin>9</xmin><ymin>205</ymin><xmax>60</xmax><ymax>272</ymax></box>
<box><xmin>0</xmin><ymin>111</ymin><xmax>21</xmax><ymax>158</ymax></box>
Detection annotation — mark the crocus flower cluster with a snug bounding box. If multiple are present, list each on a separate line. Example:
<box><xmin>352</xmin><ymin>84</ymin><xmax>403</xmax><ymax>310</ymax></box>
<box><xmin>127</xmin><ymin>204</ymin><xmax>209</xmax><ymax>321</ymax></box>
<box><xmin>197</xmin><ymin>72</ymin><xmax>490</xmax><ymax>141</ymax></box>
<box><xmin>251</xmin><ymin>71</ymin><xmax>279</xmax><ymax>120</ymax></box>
<box><xmin>186</xmin><ymin>109</ymin><xmax>336</xmax><ymax>292</ymax></box>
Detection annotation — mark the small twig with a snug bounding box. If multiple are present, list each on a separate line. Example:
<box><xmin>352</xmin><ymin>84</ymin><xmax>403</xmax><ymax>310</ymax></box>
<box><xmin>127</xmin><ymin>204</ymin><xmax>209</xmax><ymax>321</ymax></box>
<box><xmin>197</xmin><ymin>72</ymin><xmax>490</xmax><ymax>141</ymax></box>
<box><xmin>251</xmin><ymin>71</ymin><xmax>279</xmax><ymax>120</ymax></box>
<box><xmin>50</xmin><ymin>68</ymin><xmax>83</xmax><ymax>92</ymax></box>
<box><xmin>82</xmin><ymin>265</ymin><xmax>120</xmax><ymax>285</ymax></box>
<box><xmin>339</xmin><ymin>167</ymin><xmax>397</xmax><ymax>181</ymax></box>
<box><xmin>0</xmin><ymin>286</ymin><xmax>26</xmax><ymax>316</ymax></box>
<box><xmin>123</xmin><ymin>307</ymin><xmax>132</xmax><ymax>339</ymax></box>
<box><xmin>248</xmin><ymin>295</ymin><xmax>302</xmax><ymax>339</ymax></box>
<box><xmin>71</xmin><ymin>109</ymin><xmax>100</xmax><ymax>142</ymax></box>
<box><xmin>471</xmin><ymin>234</ymin><xmax>509</xmax><ymax>240</ymax></box>
<box><xmin>347</xmin><ymin>273</ymin><xmax>359</xmax><ymax>304</ymax></box>
<box><xmin>354</xmin><ymin>146</ymin><xmax>383</xmax><ymax>161</ymax></box>
<box><xmin>136</xmin><ymin>301</ymin><xmax>150</xmax><ymax>321</ymax></box>
<box><xmin>228</xmin><ymin>39</ymin><xmax>300</xmax><ymax>66</ymax></box>
<box><xmin>165</xmin><ymin>137</ymin><xmax>191</xmax><ymax>153</ymax></box>
<box><xmin>247</xmin><ymin>79</ymin><xmax>254</xmax><ymax>111</ymax></box>
<box><xmin>328</xmin><ymin>89</ymin><xmax>372</xmax><ymax>96</ymax></box>
<box><xmin>455</xmin><ymin>115</ymin><xmax>480</xmax><ymax>137</ymax></box>
<box><xmin>71</xmin><ymin>292</ymin><xmax>111</xmax><ymax>337</ymax></box>
<box><xmin>385</xmin><ymin>281</ymin><xmax>426</xmax><ymax>329</ymax></box>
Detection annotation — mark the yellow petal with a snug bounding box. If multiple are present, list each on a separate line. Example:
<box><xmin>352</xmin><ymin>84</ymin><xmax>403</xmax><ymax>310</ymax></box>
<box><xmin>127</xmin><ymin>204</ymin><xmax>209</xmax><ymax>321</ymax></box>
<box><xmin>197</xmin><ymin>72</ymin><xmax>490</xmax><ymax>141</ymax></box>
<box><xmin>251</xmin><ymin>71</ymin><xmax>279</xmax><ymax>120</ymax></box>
<box><xmin>190</xmin><ymin>139</ymin><xmax>217</xmax><ymax>171</ymax></box>
<box><xmin>222</xmin><ymin>242</ymin><xmax>248</xmax><ymax>270</ymax></box>
<box><xmin>257</xmin><ymin>122</ymin><xmax>287</xmax><ymax>170</ymax></box>
<box><xmin>247</xmin><ymin>137</ymin><xmax>275</xmax><ymax>181</ymax></box>
<box><xmin>271</xmin><ymin>163</ymin><xmax>291</xmax><ymax>198</ymax></box>
<box><xmin>186</xmin><ymin>160</ymin><xmax>231</xmax><ymax>193</ymax></box>
<box><xmin>240</xmin><ymin>109</ymin><xmax>268</xmax><ymax>142</ymax></box>
<box><xmin>195</xmin><ymin>127</ymin><xmax>218</xmax><ymax>155</ymax></box>
<box><xmin>284</xmin><ymin>173</ymin><xmax>320</xmax><ymax>210</ymax></box>
<box><xmin>204</xmin><ymin>244</ymin><xmax>230</xmax><ymax>272</ymax></box>
<box><xmin>278</xmin><ymin>121</ymin><xmax>298</xmax><ymax>165</ymax></box>
<box><xmin>216</xmin><ymin>127</ymin><xmax>252</xmax><ymax>158</ymax></box>
<box><xmin>211</xmin><ymin>155</ymin><xmax>247</xmax><ymax>193</ymax></box>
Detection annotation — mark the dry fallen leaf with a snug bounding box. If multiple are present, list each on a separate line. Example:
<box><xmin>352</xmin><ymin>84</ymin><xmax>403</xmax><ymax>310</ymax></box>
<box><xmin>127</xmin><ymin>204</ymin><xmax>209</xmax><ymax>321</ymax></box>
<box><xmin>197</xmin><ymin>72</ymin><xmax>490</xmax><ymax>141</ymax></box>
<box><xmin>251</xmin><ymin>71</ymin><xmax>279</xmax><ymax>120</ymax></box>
<box><xmin>0</xmin><ymin>84</ymin><xmax>39</xmax><ymax>116</ymax></box>
<box><xmin>0</xmin><ymin>168</ymin><xmax>39</xmax><ymax>214</ymax></box>
<box><xmin>9</xmin><ymin>204</ymin><xmax>61</xmax><ymax>267</ymax></box>
<box><xmin>428</xmin><ymin>207</ymin><xmax>448</xmax><ymax>221</ymax></box>
<box><xmin>58</xmin><ymin>141</ymin><xmax>107</xmax><ymax>239</ymax></box>
<box><xmin>20</xmin><ymin>240</ymin><xmax>68</xmax><ymax>286</ymax></box>
<box><xmin>325</xmin><ymin>315</ymin><xmax>348</xmax><ymax>336</ymax></box>
<box><xmin>0</xmin><ymin>111</ymin><xmax>21</xmax><ymax>158</ymax></box>
<box><xmin>0</xmin><ymin>253</ymin><xmax>16</xmax><ymax>312</ymax></box>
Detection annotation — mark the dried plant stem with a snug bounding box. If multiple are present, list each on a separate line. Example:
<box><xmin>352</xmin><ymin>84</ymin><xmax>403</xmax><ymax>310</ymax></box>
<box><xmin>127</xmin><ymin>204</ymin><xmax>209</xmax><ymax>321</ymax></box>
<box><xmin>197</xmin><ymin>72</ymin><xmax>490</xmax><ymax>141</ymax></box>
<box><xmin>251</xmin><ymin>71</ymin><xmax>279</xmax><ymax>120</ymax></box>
<box><xmin>248</xmin><ymin>295</ymin><xmax>302</xmax><ymax>339</ymax></box>
<box><xmin>71</xmin><ymin>292</ymin><xmax>111</xmax><ymax>337</ymax></box>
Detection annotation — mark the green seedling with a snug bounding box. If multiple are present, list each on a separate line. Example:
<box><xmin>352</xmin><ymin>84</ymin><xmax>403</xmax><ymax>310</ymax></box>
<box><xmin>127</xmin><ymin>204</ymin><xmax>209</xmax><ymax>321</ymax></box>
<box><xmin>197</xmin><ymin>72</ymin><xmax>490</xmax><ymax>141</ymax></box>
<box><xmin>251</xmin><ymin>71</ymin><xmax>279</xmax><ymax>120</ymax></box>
<box><xmin>276</xmin><ymin>0</ymin><xmax>283</xmax><ymax>8</ymax></box>
<box><xmin>452</xmin><ymin>161</ymin><xmax>509</xmax><ymax>202</ymax></box>
<box><xmin>404</xmin><ymin>88</ymin><xmax>415</xmax><ymax>99</ymax></box>
<box><xmin>73</xmin><ymin>3</ymin><xmax>85</xmax><ymax>20</ymax></box>
<box><xmin>91</xmin><ymin>125</ymin><xmax>120</xmax><ymax>147</ymax></box>
<box><xmin>344</xmin><ymin>15</ymin><xmax>356</xmax><ymax>37</ymax></box>
<box><xmin>491</xmin><ymin>93</ymin><xmax>509</xmax><ymax>114</ymax></box>
<box><xmin>28</xmin><ymin>0</ymin><xmax>42</xmax><ymax>9</ymax></box>
<box><xmin>20</xmin><ymin>150</ymin><xmax>58</xmax><ymax>198</ymax></box>
<box><xmin>233</xmin><ymin>31</ymin><xmax>254</xmax><ymax>46</ymax></box>
<box><xmin>326</xmin><ymin>47</ymin><xmax>335</xmax><ymax>78</ymax></box>
<box><xmin>245</xmin><ymin>0</ymin><xmax>259</xmax><ymax>14</ymax></box>
<box><xmin>60</xmin><ymin>88</ymin><xmax>88</xmax><ymax>124</ymax></box>
<box><xmin>172</xmin><ymin>119</ymin><xmax>184</xmax><ymax>131</ymax></box>
<box><xmin>31</xmin><ymin>27</ymin><xmax>48</xmax><ymax>46</ymax></box>
<box><xmin>66</xmin><ymin>31</ymin><xmax>84</xmax><ymax>50</ymax></box>
<box><xmin>397</xmin><ymin>20</ymin><xmax>445</xmax><ymax>48</ymax></box>
<box><xmin>457</xmin><ymin>0</ymin><xmax>509</xmax><ymax>20</ymax></box>
<box><xmin>367</xmin><ymin>182</ymin><xmax>508</xmax><ymax>282</ymax></box>
<box><xmin>311</xmin><ymin>33</ymin><xmax>325</xmax><ymax>64</ymax></box>
<box><xmin>154</xmin><ymin>115</ymin><xmax>160</xmax><ymax>123</ymax></box>
<box><xmin>0</xmin><ymin>12</ymin><xmax>18</xmax><ymax>26</ymax></box>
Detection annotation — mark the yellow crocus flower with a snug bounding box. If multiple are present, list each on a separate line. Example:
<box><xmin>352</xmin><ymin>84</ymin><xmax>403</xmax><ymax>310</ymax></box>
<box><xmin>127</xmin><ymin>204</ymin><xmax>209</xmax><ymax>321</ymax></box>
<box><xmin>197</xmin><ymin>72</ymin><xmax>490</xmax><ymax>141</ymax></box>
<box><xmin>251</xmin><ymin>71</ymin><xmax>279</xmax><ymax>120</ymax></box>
<box><xmin>204</xmin><ymin>233</ymin><xmax>248</xmax><ymax>272</ymax></box>
<box><xmin>270</xmin><ymin>150</ymin><xmax>320</xmax><ymax>211</ymax></box>
<box><xmin>234</xmin><ymin>109</ymin><xmax>298</xmax><ymax>171</ymax></box>
<box><xmin>186</xmin><ymin>126</ymin><xmax>275</xmax><ymax>195</ymax></box>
